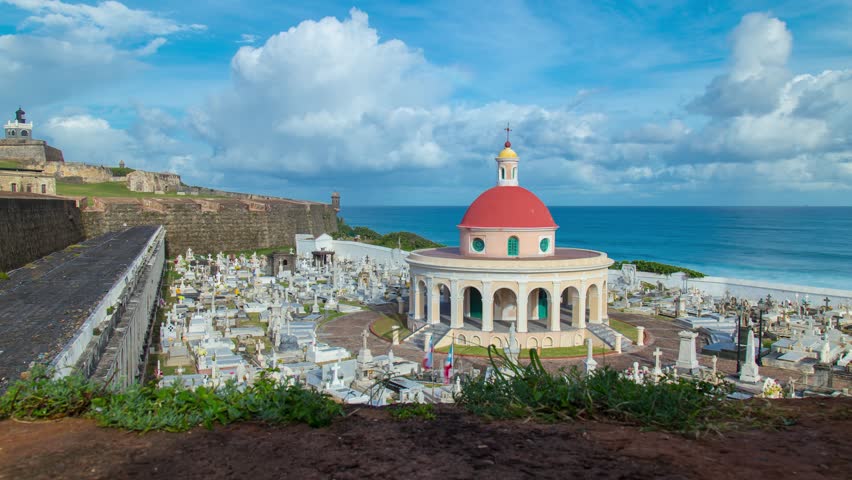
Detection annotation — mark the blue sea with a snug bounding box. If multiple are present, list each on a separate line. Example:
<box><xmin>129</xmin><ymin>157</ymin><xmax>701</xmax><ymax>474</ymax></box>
<box><xmin>339</xmin><ymin>206</ymin><xmax>852</xmax><ymax>290</ymax></box>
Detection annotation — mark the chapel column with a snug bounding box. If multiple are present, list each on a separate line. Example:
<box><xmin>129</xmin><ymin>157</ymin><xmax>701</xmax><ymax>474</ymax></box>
<box><xmin>450</xmin><ymin>280</ymin><xmax>463</xmax><ymax>328</ymax></box>
<box><xmin>517</xmin><ymin>281</ymin><xmax>528</xmax><ymax>333</ymax></box>
<box><xmin>481</xmin><ymin>282</ymin><xmax>494</xmax><ymax>332</ymax></box>
<box><xmin>601</xmin><ymin>281</ymin><xmax>609</xmax><ymax>321</ymax></box>
<box><xmin>427</xmin><ymin>278</ymin><xmax>440</xmax><ymax>324</ymax></box>
<box><xmin>598</xmin><ymin>285</ymin><xmax>606</xmax><ymax>323</ymax></box>
<box><xmin>411</xmin><ymin>277</ymin><xmax>420</xmax><ymax>320</ymax></box>
<box><xmin>550</xmin><ymin>281</ymin><xmax>561</xmax><ymax>332</ymax></box>
<box><xmin>576</xmin><ymin>282</ymin><xmax>587</xmax><ymax>329</ymax></box>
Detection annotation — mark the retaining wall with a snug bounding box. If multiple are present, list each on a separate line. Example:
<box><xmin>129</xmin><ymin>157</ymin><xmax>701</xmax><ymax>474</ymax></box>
<box><xmin>0</xmin><ymin>194</ymin><xmax>84</xmax><ymax>271</ymax></box>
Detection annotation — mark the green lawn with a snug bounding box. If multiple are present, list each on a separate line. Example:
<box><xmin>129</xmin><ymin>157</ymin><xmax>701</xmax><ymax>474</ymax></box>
<box><xmin>436</xmin><ymin>344</ymin><xmax>610</xmax><ymax>358</ymax></box>
<box><xmin>56</xmin><ymin>181</ymin><xmax>223</xmax><ymax>198</ymax></box>
<box><xmin>0</xmin><ymin>160</ymin><xmax>24</xmax><ymax>169</ymax></box>
<box><xmin>609</xmin><ymin>318</ymin><xmax>639</xmax><ymax>343</ymax></box>
<box><xmin>373</xmin><ymin>314</ymin><xmax>411</xmax><ymax>340</ymax></box>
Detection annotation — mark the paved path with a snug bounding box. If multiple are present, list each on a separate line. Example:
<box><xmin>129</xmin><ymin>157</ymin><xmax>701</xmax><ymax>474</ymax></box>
<box><xmin>316</xmin><ymin>304</ymin><xmax>423</xmax><ymax>361</ymax></box>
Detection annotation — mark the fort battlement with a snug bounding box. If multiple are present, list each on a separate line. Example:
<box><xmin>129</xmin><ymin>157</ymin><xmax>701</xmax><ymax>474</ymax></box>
<box><xmin>80</xmin><ymin>196</ymin><xmax>337</xmax><ymax>255</ymax></box>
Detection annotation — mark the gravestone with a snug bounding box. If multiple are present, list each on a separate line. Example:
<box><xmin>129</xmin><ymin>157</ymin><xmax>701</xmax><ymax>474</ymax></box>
<box><xmin>676</xmin><ymin>330</ymin><xmax>700</xmax><ymax>373</ymax></box>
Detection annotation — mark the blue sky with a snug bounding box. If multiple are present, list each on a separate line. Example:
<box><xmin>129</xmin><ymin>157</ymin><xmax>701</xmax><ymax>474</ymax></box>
<box><xmin>1</xmin><ymin>0</ymin><xmax>851</xmax><ymax>206</ymax></box>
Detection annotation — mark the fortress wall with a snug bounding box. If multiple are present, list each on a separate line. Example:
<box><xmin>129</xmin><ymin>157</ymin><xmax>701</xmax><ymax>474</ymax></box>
<box><xmin>0</xmin><ymin>195</ymin><xmax>84</xmax><ymax>271</ymax></box>
<box><xmin>126</xmin><ymin>170</ymin><xmax>182</xmax><ymax>192</ymax></box>
<box><xmin>40</xmin><ymin>162</ymin><xmax>114</xmax><ymax>183</ymax></box>
<box><xmin>82</xmin><ymin>198</ymin><xmax>338</xmax><ymax>256</ymax></box>
<box><xmin>0</xmin><ymin>141</ymin><xmax>49</xmax><ymax>163</ymax></box>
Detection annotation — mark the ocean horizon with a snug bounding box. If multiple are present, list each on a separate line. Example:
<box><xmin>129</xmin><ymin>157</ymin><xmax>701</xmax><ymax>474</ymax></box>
<box><xmin>339</xmin><ymin>206</ymin><xmax>852</xmax><ymax>291</ymax></box>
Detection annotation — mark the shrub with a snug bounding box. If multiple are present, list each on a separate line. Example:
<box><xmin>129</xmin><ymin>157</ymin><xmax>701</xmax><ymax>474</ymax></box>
<box><xmin>390</xmin><ymin>403</ymin><xmax>436</xmax><ymax>421</ymax></box>
<box><xmin>0</xmin><ymin>365</ymin><xmax>99</xmax><ymax>420</ymax></box>
<box><xmin>0</xmin><ymin>368</ymin><xmax>343</xmax><ymax>431</ymax></box>
<box><xmin>456</xmin><ymin>346</ymin><xmax>761</xmax><ymax>434</ymax></box>
<box><xmin>0</xmin><ymin>272</ymin><xmax>9</xmax><ymax>281</ymax></box>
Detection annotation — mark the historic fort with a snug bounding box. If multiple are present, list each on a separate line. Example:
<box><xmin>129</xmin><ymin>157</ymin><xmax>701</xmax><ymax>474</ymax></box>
<box><xmin>0</xmin><ymin>107</ymin><xmax>338</xmax><ymax>271</ymax></box>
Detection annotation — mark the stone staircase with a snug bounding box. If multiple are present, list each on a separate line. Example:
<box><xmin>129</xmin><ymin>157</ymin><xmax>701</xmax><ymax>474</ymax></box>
<box><xmin>586</xmin><ymin>323</ymin><xmax>634</xmax><ymax>350</ymax></box>
<box><xmin>405</xmin><ymin>322</ymin><xmax>452</xmax><ymax>350</ymax></box>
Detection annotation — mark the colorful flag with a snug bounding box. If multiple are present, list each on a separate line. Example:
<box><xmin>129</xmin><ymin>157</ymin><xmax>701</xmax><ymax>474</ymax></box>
<box><xmin>422</xmin><ymin>337</ymin><xmax>433</xmax><ymax>370</ymax></box>
<box><xmin>443</xmin><ymin>343</ymin><xmax>454</xmax><ymax>383</ymax></box>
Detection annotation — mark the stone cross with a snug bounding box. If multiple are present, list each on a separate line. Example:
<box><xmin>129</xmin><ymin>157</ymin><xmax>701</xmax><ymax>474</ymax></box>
<box><xmin>652</xmin><ymin>347</ymin><xmax>663</xmax><ymax>377</ymax></box>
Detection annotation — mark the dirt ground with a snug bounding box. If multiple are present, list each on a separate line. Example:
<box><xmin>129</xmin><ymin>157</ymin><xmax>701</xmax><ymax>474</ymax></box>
<box><xmin>1</xmin><ymin>397</ymin><xmax>850</xmax><ymax>480</ymax></box>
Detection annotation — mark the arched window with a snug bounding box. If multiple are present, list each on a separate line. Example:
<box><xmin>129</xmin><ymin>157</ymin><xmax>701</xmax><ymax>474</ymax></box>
<box><xmin>21</xmin><ymin>130</ymin><xmax>28</xmax><ymax>136</ymax></box>
<box><xmin>11</xmin><ymin>183</ymin><xmax>17</xmax><ymax>192</ymax></box>
<box><xmin>500</xmin><ymin>167</ymin><xmax>505</xmax><ymax>180</ymax></box>
<box><xmin>41</xmin><ymin>184</ymin><xmax>46</xmax><ymax>194</ymax></box>
<box><xmin>26</xmin><ymin>184</ymin><xmax>32</xmax><ymax>192</ymax></box>
<box><xmin>539</xmin><ymin>237</ymin><xmax>550</xmax><ymax>253</ymax></box>
<box><xmin>507</xmin><ymin>236</ymin><xmax>519</xmax><ymax>256</ymax></box>
<box><xmin>512</xmin><ymin>167</ymin><xmax>517</xmax><ymax>179</ymax></box>
<box><xmin>8</xmin><ymin>130</ymin><xmax>15</xmax><ymax>136</ymax></box>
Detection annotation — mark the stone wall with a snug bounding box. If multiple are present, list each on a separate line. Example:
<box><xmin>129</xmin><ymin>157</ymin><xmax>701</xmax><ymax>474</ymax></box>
<box><xmin>40</xmin><ymin>161</ymin><xmax>114</xmax><ymax>183</ymax></box>
<box><xmin>81</xmin><ymin>197</ymin><xmax>338</xmax><ymax>256</ymax></box>
<box><xmin>126</xmin><ymin>170</ymin><xmax>182</xmax><ymax>193</ymax></box>
<box><xmin>0</xmin><ymin>171</ymin><xmax>56</xmax><ymax>194</ymax></box>
<box><xmin>0</xmin><ymin>194</ymin><xmax>84</xmax><ymax>271</ymax></box>
<box><xmin>0</xmin><ymin>139</ymin><xmax>63</xmax><ymax>163</ymax></box>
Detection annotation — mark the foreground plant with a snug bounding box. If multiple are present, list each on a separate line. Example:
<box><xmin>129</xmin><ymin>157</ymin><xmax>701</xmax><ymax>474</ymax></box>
<box><xmin>456</xmin><ymin>346</ymin><xmax>786</xmax><ymax>434</ymax></box>
<box><xmin>1</xmin><ymin>368</ymin><xmax>343</xmax><ymax>432</ymax></box>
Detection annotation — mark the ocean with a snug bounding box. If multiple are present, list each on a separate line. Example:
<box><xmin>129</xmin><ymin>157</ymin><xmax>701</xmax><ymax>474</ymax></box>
<box><xmin>339</xmin><ymin>206</ymin><xmax>852</xmax><ymax>290</ymax></box>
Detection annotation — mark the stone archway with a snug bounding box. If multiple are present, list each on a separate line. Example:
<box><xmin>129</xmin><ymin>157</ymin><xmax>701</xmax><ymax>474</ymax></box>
<box><xmin>416</xmin><ymin>279</ymin><xmax>427</xmax><ymax>320</ymax></box>
<box><xmin>527</xmin><ymin>288</ymin><xmax>550</xmax><ymax>331</ymax></box>
<box><xmin>493</xmin><ymin>288</ymin><xmax>518</xmax><ymax>326</ymax></box>
<box><xmin>432</xmin><ymin>282</ymin><xmax>451</xmax><ymax>323</ymax></box>
<box><xmin>561</xmin><ymin>286</ymin><xmax>584</xmax><ymax>328</ymax></box>
<box><xmin>463</xmin><ymin>286</ymin><xmax>483</xmax><ymax>324</ymax></box>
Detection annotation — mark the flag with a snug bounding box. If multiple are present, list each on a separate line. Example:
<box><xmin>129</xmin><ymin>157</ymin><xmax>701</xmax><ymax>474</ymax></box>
<box><xmin>443</xmin><ymin>343</ymin><xmax>454</xmax><ymax>383</ymax></box>
<box><xmin>422</xmin><ymin>337</ymin><xmax>433</xmax><ymax>370</ymax></box>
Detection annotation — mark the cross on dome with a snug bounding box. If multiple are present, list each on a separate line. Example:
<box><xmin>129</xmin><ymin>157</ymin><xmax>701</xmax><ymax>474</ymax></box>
<box><xmin>504</xmin><ymin>123</ymin><xmax>512</xmax><ymax>148</ymax></box>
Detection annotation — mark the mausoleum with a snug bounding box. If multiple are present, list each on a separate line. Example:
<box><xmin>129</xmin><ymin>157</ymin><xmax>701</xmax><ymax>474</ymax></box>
<box><xmin>406</xmin><ymin>135</ymin><xmax>613</xmax><ymax>349</ymax></box>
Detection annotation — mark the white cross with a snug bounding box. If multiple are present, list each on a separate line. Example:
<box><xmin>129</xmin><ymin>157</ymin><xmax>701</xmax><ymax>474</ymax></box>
<box><xmin>653</xmin><ymin>347</ymin><xmax>663</xmax><ymax>371</ymax></box>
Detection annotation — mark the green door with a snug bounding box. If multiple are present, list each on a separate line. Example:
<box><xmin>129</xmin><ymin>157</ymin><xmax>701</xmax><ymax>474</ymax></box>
<box><xmin>538</xmin><ymin>290</ymin><xmax>548</xmax><ymax>319</ymax></box>
<box><xmin>508</xmin><ymin>236</ymin><xmax>519</xmax><ymax>256</ymax></box>
<box><xmin>469</xmin><ymin>289</ymin><xmax>482</xmax><ymax>319</ymax></box>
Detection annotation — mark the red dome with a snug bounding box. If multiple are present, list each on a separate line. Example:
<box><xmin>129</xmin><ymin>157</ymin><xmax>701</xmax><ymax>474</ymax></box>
<box><xmin>459</xmin><ymin>186</ymin><xmax>557</xmax><ymax>229</ymax></box>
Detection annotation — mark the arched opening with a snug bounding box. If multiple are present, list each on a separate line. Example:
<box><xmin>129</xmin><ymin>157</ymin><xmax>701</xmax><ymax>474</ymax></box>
<box><xmin>472</xmin><ymin>335</ymin><xmax>481</xmax><ymax>346</ymax></box>
<box><xmin>491</xmin><ymin>337</ymin><xmax>504</xmax><ymax>348</ymax></box>
<box><xmin>561</xmin><ymin>286</ymin><xmax>583</xmax><ymax>328</ymax></box>
<box><xmin>527</xmin><ymin>337</ymin><xmax>539</xmax><ymax>350</ymax></box>
<box><xmin>500</xmin><ymin>167</ymin><xmax>505</xmax><ymax>180</ymax></box>
<box><xmin>512</xmin><ymin>166</ymin><xmax>517</xmax><ymax>179</ymax></box>
<box><xmin>527</xmin><ymin>288</ymin><xmax>549</xmax><ymax>331</ymax></box>
<box><xmin>41</xmin><ymin>184</ymin><xmax>46</xmax><ymax>194</ymax></box>
<box><xmin>493</xmin><ymin>288</ymin><xmax>517</xmax><ymax>329</ymax></box>
<box><xmin>587</xmin><ymin>284</ymin><xmax>601</xmax><ymax>323</ymax></box>
<box><xmin>543</xmin><ymin>336</ymin><xmax>554</xmax><ymax>348</ymax></box>
<box><xmin>433</xmin><ymin>282</ymin><xmax>452</xmax><ymax>322</ymax></box>
<box><xmin>463</xmin><ymin>286</ymin><xmax>483</xmax><ymax>320</ymax></box>
<box><xmin>457</xmin><ymin>333</ymin><xmax>467</xmax><ymax>345</ymax></box>
<box><xmin>507</xmin><ymin>236</ymin><xmax>519</xmax><ymax>257</ymax></box>
<box><xmin>21</xmin><ymin>130</ymin><xmax>28</xmax><ymax>136</ymax></box>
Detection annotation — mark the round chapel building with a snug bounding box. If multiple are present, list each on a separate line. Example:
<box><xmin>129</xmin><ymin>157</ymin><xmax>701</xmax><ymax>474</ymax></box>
<box><xmin>406</xmin><ymin>139</ymin><xmax>613</xmax><ymax>350</ymax></box>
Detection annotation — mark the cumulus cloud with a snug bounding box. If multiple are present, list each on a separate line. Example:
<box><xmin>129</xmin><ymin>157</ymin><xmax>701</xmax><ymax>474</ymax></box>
<box><xmin>0</xmin><ymin>0</ymin><xmax>204</xmax><ymax>105</ymax></box>
<box><xmin>42</xmin><ymin>114</ymin><xmax>137</xmax><ymax>165</ymax></box>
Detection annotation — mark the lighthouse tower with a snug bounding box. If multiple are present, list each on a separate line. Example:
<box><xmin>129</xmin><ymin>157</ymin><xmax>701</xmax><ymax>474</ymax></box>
<box><xmin>4</xmin><ymin>107</ymin><xmax>33</xmax><ymax>139</ymax></box>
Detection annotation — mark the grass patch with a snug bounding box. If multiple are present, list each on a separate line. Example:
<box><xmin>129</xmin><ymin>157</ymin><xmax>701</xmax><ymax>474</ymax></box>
<box><xmin>436</xmin><ymin>344</ymin><xmax>608</xmax><ymax>358</ymax></box>
<box><xmin>390</xmin><ymin>403</ymin><xmax>436</xmax><ymax>421</ymax></box>
<box><xmin>0</xmin><ymin>160</ymin><xmax>25</xmax><ymax>169</ymax></box>
<box><xmin>56</xmin><ymin>182</ymin><xmax>223</xmax><ymax>199</ymax></box>
<box><xmin>0</xmin><ymin>366</ymin><xmax>343</xmax><ymax>431</ymax></box>
<box><xmin>457</xmin><ymin>347</ymin><xmax>789</xmax><ymax>435</ymax></box>
<box><xmin>373</xmin><ymin>314</ymin><xmax>411</xmax><ymax>340</ymax></box>
<box><xmin>0</xmin><ymin>272</ymin><xmax>8</xmax><ymax>281</ymax></box>
<box><xmin>609</xmin><ymin>319</ymin><xmax>639</xmax><ymax>343</ymax></box>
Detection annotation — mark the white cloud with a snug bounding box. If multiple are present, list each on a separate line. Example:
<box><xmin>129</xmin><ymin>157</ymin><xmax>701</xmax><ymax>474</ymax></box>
<box><xmin>0</xmin><ymin>1</ymin><xmax>204</xmax><ymax>105</ymax></box>
<box><xmin>42</xmin><ymin>114</ymin><xmax>136</xmax><ymax>165</ymax></box>
<box><xmin>236</xmin><ymin>34</ymin><xmax>259</xmax><ymax>44</ymax></box>
<box><xmin>5</xmin><ymin>0</ymin><xmax>205</xmax><ymax>41</ymax></box>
